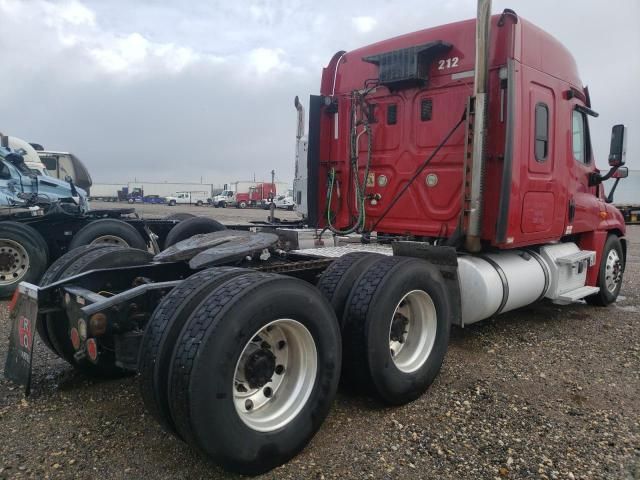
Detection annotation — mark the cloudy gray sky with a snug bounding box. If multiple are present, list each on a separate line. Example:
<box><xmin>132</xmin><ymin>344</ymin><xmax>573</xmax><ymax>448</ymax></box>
<box><xmin>0</xmin><ymin>0</ymin><xmax>638</xmax><ymax>186</ymax></box>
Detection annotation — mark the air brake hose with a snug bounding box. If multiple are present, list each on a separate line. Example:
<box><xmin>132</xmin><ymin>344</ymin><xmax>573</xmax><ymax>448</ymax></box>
<box><xmin>367</xmin><ymin>110</ymin><xmax>467</xmax><ymax>234</ymax></box>
<box><xmin>324</xmin><ymin>98</ymin><xmax>372</xmax><ymax>236</ymax></box>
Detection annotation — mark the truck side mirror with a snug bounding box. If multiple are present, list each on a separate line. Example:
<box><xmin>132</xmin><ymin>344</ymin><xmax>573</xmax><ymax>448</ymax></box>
<box><xmin>611</xmin><ymin>166</ymin><xmax>628</xmax><ymax>179</ymax></box>
<box><xmin>606</xmin><ymin>166</ymin><xmax>629</xmax><ymax>204</ymax></box>
<box><xmin>608</xmin><ymin>124</ymin><xmax>627</xmax><ymax>167</ymax></box>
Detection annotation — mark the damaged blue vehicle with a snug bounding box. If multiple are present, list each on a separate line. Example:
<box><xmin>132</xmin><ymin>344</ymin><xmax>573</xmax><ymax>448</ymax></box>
<box><xmin>0</xmin><ymin>145</ymin><xmax>88</xmax><ymax>210</ymax></box>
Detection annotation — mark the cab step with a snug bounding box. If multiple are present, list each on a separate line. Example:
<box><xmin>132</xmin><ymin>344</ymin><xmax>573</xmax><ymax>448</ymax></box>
<box><xmin>552</xmin><ymin>286</ymin><xmax>600</xmax><ymax>305</ymax></box>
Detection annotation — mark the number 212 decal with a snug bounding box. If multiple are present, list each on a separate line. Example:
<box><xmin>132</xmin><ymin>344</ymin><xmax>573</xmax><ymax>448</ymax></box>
<box><xmin>438</xmin><ymin>57</ymin><xmax>459</xmax><ymax>70</ymax></box>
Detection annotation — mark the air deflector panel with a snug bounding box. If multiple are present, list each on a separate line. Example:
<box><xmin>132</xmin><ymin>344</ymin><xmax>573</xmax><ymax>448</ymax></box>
<box><xmin>363</xmin><ymin>41</ymin><xmax>452</xmax><ymax>90</ymax></box>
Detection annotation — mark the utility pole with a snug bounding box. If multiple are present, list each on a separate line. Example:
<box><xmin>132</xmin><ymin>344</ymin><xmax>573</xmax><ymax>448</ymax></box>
<box><xmin>269</xmin><ymin>169</ymin><xmax>276</xmax><ymax>222</ymax></box>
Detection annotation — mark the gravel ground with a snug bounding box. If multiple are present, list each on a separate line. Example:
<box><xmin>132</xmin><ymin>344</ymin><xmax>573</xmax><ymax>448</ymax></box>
<box><xmin>90</xmin><ymin>200</ymin><xmax>300</xmax><ymax>224</ymax></box>
<box><xmin>0</xmin><ymin>226</ymin><xmax>638</xmax><ymax>480</ymax></box>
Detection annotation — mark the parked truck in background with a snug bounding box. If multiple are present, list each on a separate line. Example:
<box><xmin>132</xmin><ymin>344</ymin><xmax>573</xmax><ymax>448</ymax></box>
<box><xmin>236</xmin><ymin>182</ymin><xmax>277</xmax><ymax>209</ymax></box>
<box><xmin>166</xmin><ymin>191</ymin><xmax>210</xmax><ymax>206</ymax></box>
<box><xmin>128</xmin><ymin>182</ymin><xmax>213</xmax><ymax>199</ymax></box>
<box><xmin>36</xmin><ymin>150</ymin><xmax>92</xmax><ymax>193</ymax></box>
<box><xmin>1</xmin><ymin>135</ymin><xmax>49</xmax><ymax>175</ymax></box>
<box><xmin>212</xmin><ymin>188</ymin><xmax>235</xmax><ymax>207</ymax></box>
<box><xmin>213</xmin><ymin>181</ymin><xmax>279</xmax><ymax>208</ymax></box>
<box><xmin>0</xmin><ymin>145</ymin><xmax>209</xmax><ymax>297</ymax></box>
<box><xmin>4</xmin><ymin>2</ymin><xmax>631</xmax><ymax>477</ymax></box>
<box><xmin>0</xmin><ymin>145</ymin><xmax>88</xmax><ymax>210</ymax></box>
<box><xmin>0</xmin><ymin>134</ymin><xmax>93</xmax><ymax>192</ymax></box>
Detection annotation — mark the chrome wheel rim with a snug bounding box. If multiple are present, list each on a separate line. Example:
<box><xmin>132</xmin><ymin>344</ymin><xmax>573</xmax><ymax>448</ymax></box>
<box><xmin>233</xmin><ymin>319</ymin><xmax>317</xmax><ymax>432</ymax></box>
<box><xmin>0</xmin><ymin>239</ymin><xmax>30</xmax><ymax>286</ymax></box>
<box><xmin>90</xmin><ymin>235</ymin><xmax>129</xmax><ymax>247</ymax></box>
<box><xmin>389</xmin><ymin>290</ymin><xmax>437</xmax><ymax>373</ymax></box>
<box><xmin>605</xmin><ymin>249</ymin><xmax>622</xmax><ymax>293</ymax></box>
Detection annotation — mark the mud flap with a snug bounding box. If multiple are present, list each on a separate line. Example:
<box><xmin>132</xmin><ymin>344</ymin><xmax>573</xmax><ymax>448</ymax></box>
<box><xmin>3</xmin><ymin>283</ymin><xmax>39</xmax><ymax>396</ymax></box>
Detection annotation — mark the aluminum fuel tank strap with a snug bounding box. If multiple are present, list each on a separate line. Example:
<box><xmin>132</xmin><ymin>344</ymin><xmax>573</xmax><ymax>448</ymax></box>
<box><xmin>476</xmin><ymin>255</ymin><xmax>509</xmax><ymax>316</ymax></box>
<box><xmin>525</xmin><ymin>250</ymin><xmax>551</xmax><ymax>302</ymax></box>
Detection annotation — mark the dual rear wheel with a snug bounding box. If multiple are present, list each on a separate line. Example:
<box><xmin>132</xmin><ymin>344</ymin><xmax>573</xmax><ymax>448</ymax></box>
<box><xmin>317</xmin><ymin>253</ymin><xmax>452</xmax><ymax>404</ymax></box>
<box><xmin>139</xmin><ymin>269</ymin><xmax>341</xmax><ymax>475</ymax></box>
<box><xmin>138</xmin><ymin>252</ymin><xmax>450</xmax><ymax>473</ymax></box>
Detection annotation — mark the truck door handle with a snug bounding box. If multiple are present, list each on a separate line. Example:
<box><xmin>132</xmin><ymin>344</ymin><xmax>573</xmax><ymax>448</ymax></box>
<box><xmin>568</xmin><ymin>198</ymin><xmax>576</xmax><ymax>223</ymax></box>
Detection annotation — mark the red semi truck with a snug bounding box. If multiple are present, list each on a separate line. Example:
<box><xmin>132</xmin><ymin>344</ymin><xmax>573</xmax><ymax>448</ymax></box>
<box><xmin>4</xmin><ymin>2</ymin><xmax>629</xmax><ymax>476</ymax></box>
<box><xmin>235</xmin><ymin>182</ymin><xmax>277</xmax><ymax>209</ymax></box>
<box><xmin>213</xmin><ymin>181</ymin><xmax>277</xmax><ymax>208</ymax></box>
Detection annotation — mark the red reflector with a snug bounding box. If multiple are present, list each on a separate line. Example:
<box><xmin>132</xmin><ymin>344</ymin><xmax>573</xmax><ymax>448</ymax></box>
<box><xmin>86</xmin><ymin>338</ymin><xmax>98</xmax><ymax>363</ymax></box>
<box><xmin>8</xmin><ymin>289</ymin><xmax>20</xmax><ymax>313</ymax></box>
<box><xmin>70</xmin><ymin>328</ymin><xmax>81</xmax><ymax>350</ymax></box>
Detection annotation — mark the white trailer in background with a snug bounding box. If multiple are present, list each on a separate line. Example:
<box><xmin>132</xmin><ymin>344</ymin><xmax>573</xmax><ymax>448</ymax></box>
<box><xmin>274</xmin><ymin>181</ymin><xmax>290</xmax><ymax>195</ymax></box>
<box><xmin>89</xmin><ymin>183</ymin><xmax>124</xmax><ymax>202</ymax></box>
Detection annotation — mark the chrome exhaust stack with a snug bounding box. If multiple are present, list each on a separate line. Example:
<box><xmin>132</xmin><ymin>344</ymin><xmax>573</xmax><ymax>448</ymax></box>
<box><xmin>465</xmin><ymin>0</ymin><xmax>491</xmax><ymax>252</ymax></box>
<box><xmin>293</xmin><ymin>96</ymin><xmax>308</xmax><ymax>218</ymax></box>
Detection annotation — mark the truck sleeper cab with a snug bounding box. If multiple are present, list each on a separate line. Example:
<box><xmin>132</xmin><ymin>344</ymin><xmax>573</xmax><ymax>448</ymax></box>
<box><xmin>298</xmin><ymin>8</ymin><xmax>626</xmax><ymax>302</ymax></box>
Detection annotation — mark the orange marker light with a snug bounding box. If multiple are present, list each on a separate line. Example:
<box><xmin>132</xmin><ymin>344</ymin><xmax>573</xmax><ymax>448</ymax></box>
<box><xmin>7</xmin><ymin>289</ymin><xmax>20</xmax><ymax>313</ymax></box>
<box><xmin>599</xmin><ymin>211</ymin><xmax>608</xmax><ymax>220</ymax></box>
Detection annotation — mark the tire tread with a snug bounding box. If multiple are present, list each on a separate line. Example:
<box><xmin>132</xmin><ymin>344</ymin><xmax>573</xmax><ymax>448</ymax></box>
<box><xmin>138</xmin><ymin>266</ymin><xmax>251</xmax><ymax>435</ymax></box>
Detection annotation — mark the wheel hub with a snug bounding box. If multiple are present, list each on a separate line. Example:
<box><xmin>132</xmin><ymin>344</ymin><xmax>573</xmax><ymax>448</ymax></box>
<box><xmin>390</xmin><ymin>311</ymin><xmax>409</xmax><ymax>343</ymax></box>
<box><xmin>0</xmin><ymin>239</ymin><xmax>30</xmax><ymax>285</ymax></box>
<box><xmin>605</xmin><ymin>249</ymin><xmax>622</xmax><ymax>293</ymax></box>
<box><xmin>233</xmin><ymin>319</ymin><xmax>318</xmax><ymax>432</ymax></box>
<box><xmin>244</xmin><ymin>348</ymin><xmax>276</xmax><ymax>389</ymax></box>
<box><xmin>0</xmin><ymin>252</ymin><xmax>14</xmax><ymax>271</ymax></box>
<box><xmin>388</xmin><ymin>290</ymin><xmax>437</xmax><ymax>373</ymax></box>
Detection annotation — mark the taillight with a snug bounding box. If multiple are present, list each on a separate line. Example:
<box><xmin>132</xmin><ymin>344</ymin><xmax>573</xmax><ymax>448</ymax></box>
<box><xmin>70</xmin><ymin>328</ymin><xmax>81</xmax><ymax>350</ymax></box>
<box><xmin>86</xmin><ymin>339</ymin><xmax>98</xmax><ymax>363</ymax></box>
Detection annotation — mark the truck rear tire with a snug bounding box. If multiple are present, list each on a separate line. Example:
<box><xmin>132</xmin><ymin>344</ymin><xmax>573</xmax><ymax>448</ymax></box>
<box><xmin>163</xmin><ymin>216</ymin><xmax>226</xmax><ymax>248</ymax></box>
<box><xmin>139</xmin><ymin>266</ymin><xmax>252</xmax><ymax>436</ymax></box>
<box><xmin>585</xmin><ymin>234</ymin><xmax>625</xmax><ymax>306</ymax></box>
<box><xmin>0</xmin><ymin>222</ymin><xmax>49</xmax><ymax>298</ymax></box>
<box><xmin>168</xmin><ymin>200</ymin><xmax>177</xmax><ymax>206</ymax></box>
<box><xmin>69</xmin><ymin>218</ymin><xmax>148</xmax><ymax>250</ymax></box>
<box><xmin>167</xmin><ymin>273</ymin><xmax>341</xmax><ymax>475</ymax></box>
<box><xmin>342</xmin><ymin>256</ymin><xmax>451</xmax><ymax>405</ymax></box>
<box><xmin>10</xmin><ymin>222</ymin><xmax>50</xmax><ymax>261</ymax></box>
<box><xmin>316</xmin><ymin>252</ymin><xmax>384</xmax><ymax>326</ymax></box>
<box><xmin>196</xmin><ymin>200</ymin><xmax>203</xmax><ymax>206</ymax></box>
<box><xmin>44</xmin><ymin>246</ymin><xmax>153</xmax><ymax>377</ymax></box>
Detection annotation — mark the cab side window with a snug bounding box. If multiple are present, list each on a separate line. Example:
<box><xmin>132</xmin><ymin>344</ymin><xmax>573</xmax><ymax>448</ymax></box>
<box><xmin>0</xmin><ymin>161</ymin><xmax>10</xmax><ymax>179</ymax></box>
<box><xmin>572</xmin><ymin>110</ymin><xmax>587</xmax><ymax>164</ymax></box>
<box><xmin>534</xmin><ymin>103</ymin><xmax>549</xmax><ymax>161</ymax></box>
